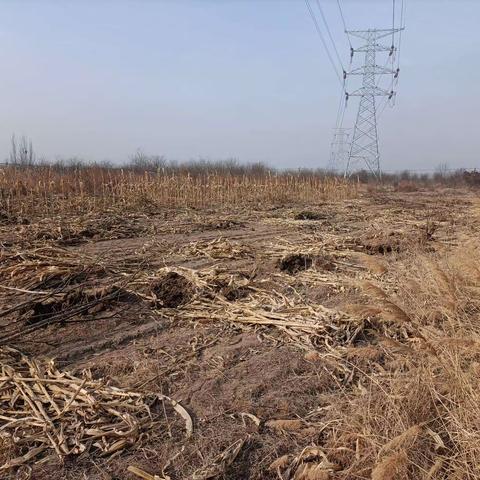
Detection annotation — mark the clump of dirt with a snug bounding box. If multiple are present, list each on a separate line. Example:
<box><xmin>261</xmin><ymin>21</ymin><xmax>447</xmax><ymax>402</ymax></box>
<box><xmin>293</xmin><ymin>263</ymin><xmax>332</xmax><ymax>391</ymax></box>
<box><xmin>366</xmin><ymin>242</ymin><xmax>400</xmax><ymax>255</ymax></box>
<box><xmin>353</xmin><ymin>226</ymin><xmax>438</xmax><ymax>257</ymax></box>
<box><xmin>221</xmin><ymin>285</ymin><xmax>250</xmax><ymax>301</ymax></box>
<box><xmin>278</xmin><ymin>254</ymin><xmax>335</xmax><ymax>275</ymax></box>
<box><xmin>278</xmin><ymin>254</ymin><xmax>313</xmax><ymax>274</ymax></box>
<box><xmin>293</xmin><ymin>210</ymin><xmax>325</xmax><ymax>221</ymax></box>
<box><xmin>363</xmin><ymin>232</ymin><xmax>403</xmax><ymax>255</ymax></box>
<box><xmin>29</xmin><ymin>298</ymin><xmax>64</xmax><ymax>325</ymax></box>
<box><xmin>151</xmin><ymin>272</ymin><xmax>195</xmax><ymax>308</ymax></box>
<box><xmin>26</xmin><ymin>286</ymin><xmax>138</xmax><ymax>325</ymax></box>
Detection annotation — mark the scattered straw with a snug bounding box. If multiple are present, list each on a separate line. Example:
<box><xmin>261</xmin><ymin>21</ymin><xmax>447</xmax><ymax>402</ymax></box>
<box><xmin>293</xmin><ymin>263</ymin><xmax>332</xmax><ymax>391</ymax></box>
<box><xmin>0</xmin><ymin>347</ymin><xmax>192</xmax><ymax>472</ymax></box>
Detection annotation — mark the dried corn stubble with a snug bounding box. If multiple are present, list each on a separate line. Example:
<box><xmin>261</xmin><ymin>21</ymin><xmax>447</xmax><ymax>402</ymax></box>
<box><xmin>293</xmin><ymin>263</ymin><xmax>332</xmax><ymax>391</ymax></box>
<box><xmin>191</xmin><ymin>437</ymin><xmax>247</xmax><ymax>480</ymax></box>
<box><xmin>128</xmin><ymin>438</ymin><xmax>247</xmax><ymax>480</ymax></box>
<box><xmin>0</xmin><ymin>166</ymin><xmax>356</xmax><ymax>217</ymax></box>
<box><xmin>0</xmin><ymin>246</ymin><xmax>107</xmax><ymax>293</ymax></box>
<box><xmin>0</xmin><ymin>347</ymin><xmax>192</xmax><ymax>472</ymax></box>
<box><xmin>270</xmin><ymin>446</ymin><xmax>338</xmax><ymax>480</ymax></box>
<box><xmin>16</xmin><ymin>211</ymin><xmax>153</xmax><ymax>247</ymax></box>
<box><xmin>265</xmin><ymin>419</ymin><xmax>304</xmax><ymax>432</ymax></box>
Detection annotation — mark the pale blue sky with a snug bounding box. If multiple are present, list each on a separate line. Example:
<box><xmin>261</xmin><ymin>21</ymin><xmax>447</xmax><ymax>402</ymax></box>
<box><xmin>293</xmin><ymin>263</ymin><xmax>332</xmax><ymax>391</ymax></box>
<box><xmin>1</xmin><ymin>0</ymin><xmax>478</xmax><ymax>171</ymax></box>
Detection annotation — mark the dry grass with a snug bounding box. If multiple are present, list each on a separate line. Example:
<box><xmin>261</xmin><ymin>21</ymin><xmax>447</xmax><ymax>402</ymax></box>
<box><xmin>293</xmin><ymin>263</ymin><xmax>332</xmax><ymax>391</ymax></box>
<box><xmin>283</xmin><ymin>238</ymin><xmax>480</xmax><ymax>479</ymax></box>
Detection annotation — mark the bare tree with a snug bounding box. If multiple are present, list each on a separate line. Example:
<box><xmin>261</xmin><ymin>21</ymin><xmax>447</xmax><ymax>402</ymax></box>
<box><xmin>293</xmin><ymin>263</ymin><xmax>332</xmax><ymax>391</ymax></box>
<box><xmin>9</xmin><ymin>134</ymin><xmax>17</xmax><ymax>164</ymax></box>
<box><xmin>9</xmin><ymin>134</ymin><xmax>36</xmax><ymax>165</ymax></box>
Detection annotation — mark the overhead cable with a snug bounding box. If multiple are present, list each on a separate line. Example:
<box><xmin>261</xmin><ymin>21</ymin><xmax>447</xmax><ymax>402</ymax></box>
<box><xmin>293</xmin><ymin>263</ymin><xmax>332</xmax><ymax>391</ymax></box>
<box><xmin>314</xmin><ymin>0</ymin><xmax>346</xmax><ymax>73</ymax></box>
<box><xmin>304</xmin><ymin>0</ymin><xmax>344</xmax><ymax>87</ymax></box>
<box><xmin>336</xmin><ymin>0</ymin><xmax>352</xmax><ymax>49</ymax></box>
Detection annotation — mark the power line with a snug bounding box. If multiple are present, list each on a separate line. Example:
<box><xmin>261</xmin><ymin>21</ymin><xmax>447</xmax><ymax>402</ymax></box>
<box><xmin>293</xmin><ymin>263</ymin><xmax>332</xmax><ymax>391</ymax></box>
<box><xmin>375</xmin><ymin>63</ymin><xmax>399</xmax><ymax>119</ymax></box>
<box><xmin>334</xmin><ymin>79</ymin><xmax>348</xmax><ymax>131</ymax></box>
<box><xmin>388</xmin><ymin>0</ymin><xmax>396</xmax><ymax>97</ymax></box>
<box><xmin>334</xmin><ymin>85</ymin><xmax>344</xmax><ymax>130</ymax></box>
<box><xmin>331</xmin><ymin>77</ymin><xmax>349</xmax><ymax>171</ymax></box>
<box><xmin>397</xmin><ymin>0</ymin><xmax>406</xmax><ymax>68</ymax></box>
<box><xmin>392</xmin><ymin>0</ymin><xmax>396</xmax><ymax>46</ymax></box>
<box><xmin>336</xmin><ymin>0</ymin><xmax>352</xmax><ymax>49</ymax></box>
<box><xmin>378</xmin><ymin>58</ymin><xmax>392</xmax><ymax>86</ymax></box>
<box><xmin>377</xmin><ymin>87</ymin><xmax>394</xmax><ymax>120</ymax></box>
<box><xmin>314</xmin><ymin>0</ymin><xmax>345</xmax><ymax>73</ymax></box>
<box><xmin>304</xmin><ymin>0</ymin><xmax>344</xmax><ymax>87</ymax></box>
<box><xmin>378</xmin><ymin>0</ymin><xmax>406</xmax><ymax>116</ymax></box>
<box><xmin>305</xmin><ymin>0</ymin><xmax>351</xmax><ymax>168</ymax></box>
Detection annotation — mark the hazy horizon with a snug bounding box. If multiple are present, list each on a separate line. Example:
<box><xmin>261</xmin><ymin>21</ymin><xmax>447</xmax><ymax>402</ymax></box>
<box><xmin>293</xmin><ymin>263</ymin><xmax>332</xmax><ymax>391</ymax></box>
<box><xmin>1</xmin><ymin>0</ymin><xmax>479</xmax><ymax>172</ymax></box>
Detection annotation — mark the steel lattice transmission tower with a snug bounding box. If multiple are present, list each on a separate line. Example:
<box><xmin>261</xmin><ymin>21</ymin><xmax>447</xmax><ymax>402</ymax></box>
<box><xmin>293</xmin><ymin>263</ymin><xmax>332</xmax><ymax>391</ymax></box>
<box><xmin>345</xmin><ymin>28</ymin><xmax>403</xmax><ymax>177</ymax></box>
<box><xmin>329</xmin><ymin>128</ymin><xmax>350</xmax><ymax>172</ymax></box>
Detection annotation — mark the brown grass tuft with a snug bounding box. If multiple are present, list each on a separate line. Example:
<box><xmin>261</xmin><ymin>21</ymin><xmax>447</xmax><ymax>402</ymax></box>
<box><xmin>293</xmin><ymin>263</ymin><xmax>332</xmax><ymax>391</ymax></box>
<box><xmin>371</xmin><ymin>452</ymin><xmax>409</xmax><ymax>480</ymax></box>
<box><xmin>361</xmin><ymin>281</ymin><xmax>389</xmax><ymax>300</ymax></box>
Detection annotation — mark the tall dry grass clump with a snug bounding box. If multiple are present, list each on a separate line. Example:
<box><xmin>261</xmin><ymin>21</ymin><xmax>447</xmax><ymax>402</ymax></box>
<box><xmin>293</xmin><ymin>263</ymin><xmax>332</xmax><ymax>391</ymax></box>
<box><xmin>314</xmin><ymin>239</ymin><xmax>480</xmax><ymax>479</ymax></box>
<box><xmin>0</xmin><ymin>165</ymin><xmax>356</xmax><ymax>216</ymax></box>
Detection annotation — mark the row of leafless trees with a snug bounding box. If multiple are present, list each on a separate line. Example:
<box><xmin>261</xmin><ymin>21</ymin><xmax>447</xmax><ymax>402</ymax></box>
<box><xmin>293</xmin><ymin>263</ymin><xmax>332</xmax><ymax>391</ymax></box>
<box><xmin>352</xmin><ymin>168</ymin><xmax>480</xmax><ymax>186</ymax></box>
<box><xmin>5</xmin><ymin>138</ymin><xmax>479</xmax><ymax>186</ymax></box>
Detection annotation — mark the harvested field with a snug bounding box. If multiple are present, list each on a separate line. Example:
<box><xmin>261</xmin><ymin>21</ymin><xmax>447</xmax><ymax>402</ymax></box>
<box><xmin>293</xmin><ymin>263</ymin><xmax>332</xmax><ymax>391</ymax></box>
<box><xmin>1</xmin><ymin>172</ymin><xmax>480</xmax><ymax>479</ymax></box>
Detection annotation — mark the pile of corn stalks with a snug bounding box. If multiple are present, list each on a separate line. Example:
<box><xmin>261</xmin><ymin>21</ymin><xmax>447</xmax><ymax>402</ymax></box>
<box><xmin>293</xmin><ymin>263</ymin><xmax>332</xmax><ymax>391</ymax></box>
<box><xmin>11</xmin><ymin>211</ymin><xmax>153</xmax><ymax>247</ymax></box>
<box><xmin>0</xmin><ymin>347</ymin><xmax>192</xmax><ymax>473</ymax></box>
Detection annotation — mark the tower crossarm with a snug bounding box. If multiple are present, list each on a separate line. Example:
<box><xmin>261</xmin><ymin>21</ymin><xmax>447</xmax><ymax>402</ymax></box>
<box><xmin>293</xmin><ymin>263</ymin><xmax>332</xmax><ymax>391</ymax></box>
<box><xmin>348</xmin><ymin>86</ymin><xmax>394</xmax><ymax>97</ymax></box>
<box><xmin>346</xmin><ymin>28</ymin><xmax>404</xmax><ymax>41</ymax></box>
<box><xmin>353</xmin><ymin>43</ymin><xmax>395</xmax><ymax>54</ymax></box>
<box><xmin>348</xmin><ymin>65</ymin><xmax>398</xmax><ymax>76</ymax></box>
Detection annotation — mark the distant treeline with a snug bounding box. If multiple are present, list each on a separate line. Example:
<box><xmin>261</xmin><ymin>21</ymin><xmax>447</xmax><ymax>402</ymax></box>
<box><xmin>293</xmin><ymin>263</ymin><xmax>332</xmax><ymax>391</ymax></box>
<box><xmin>4</xmin><ymin>136</ymin><xmax>479</xmax><ymax>186</ymax></box>
<box><xmin>4</xmin><ymin>155</ymin><xmax>479</xmax><ymax>186</ymax></box>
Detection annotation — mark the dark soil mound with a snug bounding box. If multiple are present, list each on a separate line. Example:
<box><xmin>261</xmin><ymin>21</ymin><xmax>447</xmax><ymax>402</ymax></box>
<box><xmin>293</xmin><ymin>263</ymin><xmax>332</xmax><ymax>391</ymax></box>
<box><xmin>27</xmin><ymin>286</ymin><xmax>138</xmax><ymax>325</ymax></box>
<box><xmin>151</xmin><ymin>272</ymin><xmax>195</xmax><ymax>308</ymax></box>
<box><xmin>278</xmin><ymin>254</ymin><xmax>313</xmax><ymax>275</ymax></box>
<box><xmin>294</xmin><ymin>210</ymin><xmax>325</xmax><ymax>221</ymax></box>
<box><xmin>364</xmin><ymin>233</ymin><xmax>403</xmax><ymax>255</ymax></box>
<box><xmin>221</xmin><ymin>285</ymin><xmax>250</xmax><ymax>301</ymax></box>
<box><xmin>366</xmin><ymin>242</ymin><xmax>400</xmax><ymax>255</ymax></box>
<box><xmin>28</xmin><ymin>298</ymin><xmax>64</xmax><ymax>324</ymax></box>
<box><xmin>278</xmin><ymin>254</ymin><xmax>336</xmax><ymax>275</ymax></box>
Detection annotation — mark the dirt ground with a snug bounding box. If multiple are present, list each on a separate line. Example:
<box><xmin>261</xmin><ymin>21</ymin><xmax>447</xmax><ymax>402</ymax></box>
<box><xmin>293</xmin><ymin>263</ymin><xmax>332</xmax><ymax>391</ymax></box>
<box><xmin>1</xmin><ymin>186</ymin><xmax>478</xmax><ymax>479</ymax></box>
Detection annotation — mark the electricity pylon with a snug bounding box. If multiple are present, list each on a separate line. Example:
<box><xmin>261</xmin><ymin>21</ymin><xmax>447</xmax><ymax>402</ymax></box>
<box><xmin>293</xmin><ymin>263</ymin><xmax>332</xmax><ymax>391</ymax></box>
<box><xmin>345</xmin><ymin>28</ymin><xmax>404</xmax><ymax>177</ymax></box>
<box><xmin>329</xmin><ymin>128</ymin><xmax>350</xmax><ymax>173</ymax></box>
